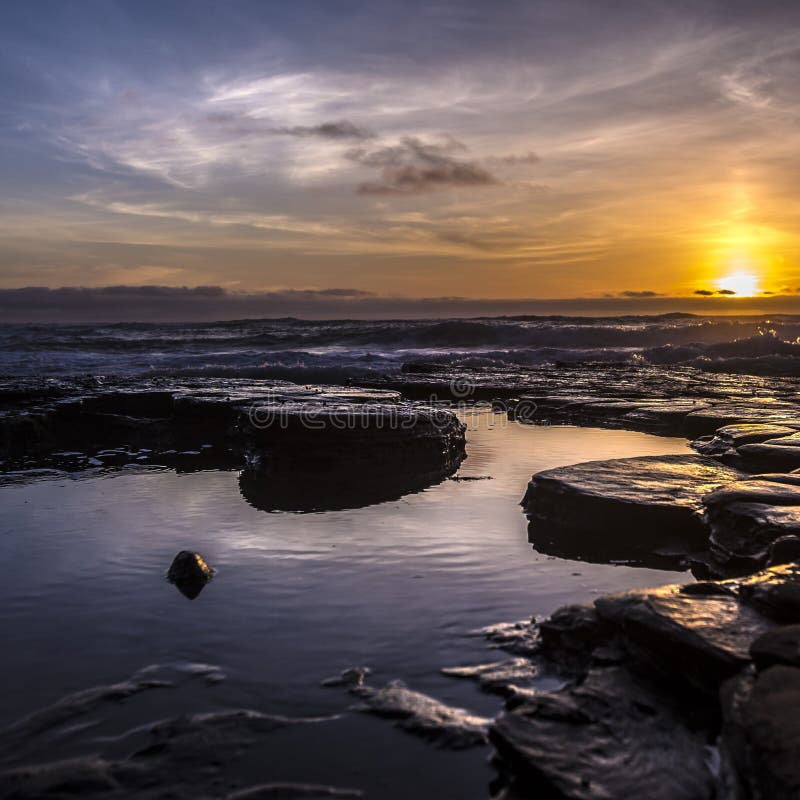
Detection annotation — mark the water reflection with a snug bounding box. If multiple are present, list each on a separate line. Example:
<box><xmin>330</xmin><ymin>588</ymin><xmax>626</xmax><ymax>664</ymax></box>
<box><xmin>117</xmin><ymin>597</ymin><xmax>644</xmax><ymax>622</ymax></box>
<box><xmin>526</xmin><ymin>520</ymin><xmax>687</xmax><ymax>570</ymax></box>
<box><xmin>239</xmin><ymin>452</ymin><xmax>465</xmax><ymax>513</ymax></box>
<box><xmin>0</xmin><ymin>413</ymin><xmax>693</xmax><ymax>799</ymax></box>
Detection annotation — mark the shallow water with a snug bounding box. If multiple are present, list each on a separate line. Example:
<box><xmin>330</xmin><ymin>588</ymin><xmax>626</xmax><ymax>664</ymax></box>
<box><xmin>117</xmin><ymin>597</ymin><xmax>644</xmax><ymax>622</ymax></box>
<box><xmin>0</xmin><ymin>413</ymin><xmax>691</xmax><ymax>797</ymax></box>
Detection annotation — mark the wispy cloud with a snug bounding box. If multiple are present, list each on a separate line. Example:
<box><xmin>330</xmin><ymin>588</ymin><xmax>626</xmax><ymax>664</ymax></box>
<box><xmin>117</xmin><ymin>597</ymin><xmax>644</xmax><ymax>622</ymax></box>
<box><xmin>3</xmin><ymin>1</ymin><xmax>800</xmax><ymax>299</ymax></box>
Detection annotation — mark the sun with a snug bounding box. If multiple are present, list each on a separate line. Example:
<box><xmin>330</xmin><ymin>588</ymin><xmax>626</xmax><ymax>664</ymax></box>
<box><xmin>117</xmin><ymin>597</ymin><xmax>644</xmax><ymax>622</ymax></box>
<box><xmin>717</xmin><ymin>270</ymin><xmax>759</xmax><ymax>297</ymax></box>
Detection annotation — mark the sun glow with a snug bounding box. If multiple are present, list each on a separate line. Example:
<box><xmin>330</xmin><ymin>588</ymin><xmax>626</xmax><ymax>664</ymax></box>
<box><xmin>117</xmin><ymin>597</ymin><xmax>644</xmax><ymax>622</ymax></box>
<box><xmin>717</xmin><ymin>270</ymin><xmax>760</xmax><ymax>297</ymax></box>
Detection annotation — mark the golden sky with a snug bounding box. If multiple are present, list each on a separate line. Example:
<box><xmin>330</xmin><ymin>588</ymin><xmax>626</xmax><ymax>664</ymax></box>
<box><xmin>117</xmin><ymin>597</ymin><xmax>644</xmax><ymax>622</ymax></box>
<box><xmin>2</xmin><ymin>0</ymin><xmax>800</xmax><ymax>315</ymax></box>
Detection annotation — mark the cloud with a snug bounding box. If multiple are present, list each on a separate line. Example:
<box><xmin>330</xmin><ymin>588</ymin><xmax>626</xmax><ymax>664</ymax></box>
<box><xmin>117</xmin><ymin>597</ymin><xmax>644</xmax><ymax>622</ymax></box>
<box><xmin>5</xmin><ymin>284</ymin><xmax>800</xmax><ymax>323</ymax></box>
<box><xmin>694</xmin><ymin>288</ymin><xmax>737</xmax><ymax>296</ymax></box>
<box><xmin>489</xmin><ymin>151</ymin><xmax>541</xmax><ymax>165</ymax></box>
<box><xmin>271</xmin><ymin>120</ymin><xmax>375</xmax><ymax>139</ymax></box>
<box><xmin>349</xmin><ymin>136</ymin><xmax>498</xmax><ymax>195</ymax></box>
<box><xmin>620</xmin><ymin>290</ymin><xmax>662</xmax><ymax>297</ymax></box>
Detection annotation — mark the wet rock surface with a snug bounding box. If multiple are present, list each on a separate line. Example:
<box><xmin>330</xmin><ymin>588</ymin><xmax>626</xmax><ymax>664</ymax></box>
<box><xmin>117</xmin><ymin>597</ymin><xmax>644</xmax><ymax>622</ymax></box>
<box><xmin>485</xmin><ymin>564</ymin><xmax>800</xmax><ymax>799</ymax></box>
<box><xmin>320</xmin><ymin>671</ymin><xmax>490</xmax><ymax>749</ymax></box>
<box><xmin>491</xmin><ymin>665</ymin><xmax>714</xmax><ymax>800</ymax></box>
<box><xmin>0</xmin><ymin>663</ymin><xmax>358</xmax><ymax>800</ymax></box>
<box><xmin>720</xmin><ymin>665</ymin><xmax>800</xmax><ymax>800</ymax></box>
<box><xmin>166</xmin><ymin>551</ymin><xmax>215</xmax><ymax>599</ymax></box>
<box><xmin>0</xmin><ymin>378</ymin><xmax>466</xmax><ymax>511</ymax></box>
<box><xmin>523</xmin><ymin>455</ymin><xmax>743</xmax><ymax>567</ymax></box>
<box><xmin>702</xmin><ymin>475</ymin><xmax>800</xmax><ymax>575</ymax></box>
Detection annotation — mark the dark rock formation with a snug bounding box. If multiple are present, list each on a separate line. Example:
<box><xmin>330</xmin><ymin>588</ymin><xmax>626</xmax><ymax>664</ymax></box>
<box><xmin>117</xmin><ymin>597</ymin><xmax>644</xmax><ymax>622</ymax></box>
<box><xmin>485</xmin><ymin>564</ymin><xmax>800</xmax><ymax>799</ymax></box>
<box><xmin>491</xmin><ymin>666</ymin><xmax>714</xmax><ymax>800</ymax></box>
<box><xmin>594</xmin><ymin>584</ymin><xmax>773</xmax><ymax>695</ymax></box>
<box><xmin>238</xmin><ymin>406</ymin><xmax>465</xmax><ymax>512</ymax></box>
<box><xmin>702</xmin><ymin>476</ymin><xmax>800</xmax><ymax>574</ymax></box>
<box><xmin>694</xmin><ymin>422</ymin><xmax>800</xmax><ymax>457</ymax></box>
<box><xmin>0</xmin><ymin>380</ymin><xmax>466</xmax><ymax>511</ymax></box>
<box><xmin>719</xmin><ymin>665</ymin><xmax>800</xmax><ymax>800</ymax></box>
<box><xmin>523</xmin><ymin>454</ymin><xmax>742</xmax><ymax>567</ymax></box>
<box><xmin>166</xmin><ymin>551</ymin><xmax>215</xmax><ymax>599</ymax></box>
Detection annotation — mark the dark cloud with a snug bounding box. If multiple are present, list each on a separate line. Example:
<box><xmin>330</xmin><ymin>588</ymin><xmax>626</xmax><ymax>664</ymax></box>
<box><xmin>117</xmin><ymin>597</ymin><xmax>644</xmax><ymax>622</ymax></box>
<box><xmin>620</xmin><ymin>290</ymin><xmax>662</xmax><ymax>298</ymax></box>
<box><xmin>695</xmin><ymin>288</ymin><xmax>736</xmax><ymax>296</ymax></box>
<box><xmin>349</xmin><ymin>136</ymin><xmax>497</xmax><ymax>195</ymax></box>
<box><xmin>205</xmin><ymin>114</ymin><xmax>373</xmax><ymax>140</ymax></box>
<box><xmin>4</xmin><ymin>285</ymin><xmax>800</xmax><ymax>323</ymax></box>
<box><xmin>271</xmin><ymin>120</ymin><xmax>375</xmax><ymax>140</ymax></box>
<box><xmin>490</xmin><ymin>151</ymin><xmax>541</xmax><ymax>165</ymax></box>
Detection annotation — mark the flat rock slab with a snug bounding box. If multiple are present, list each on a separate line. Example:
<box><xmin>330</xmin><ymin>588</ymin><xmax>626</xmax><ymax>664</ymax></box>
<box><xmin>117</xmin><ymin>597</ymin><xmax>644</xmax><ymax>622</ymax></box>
<box><xmin>489</xmin><ymin>564</ymin><xmax>800</xmax><ymax>799</ymax></box>
<box><xmin>703</xmin><ymin>476</ymin><xmax>800</xmax><ymax>570</ymax></box>
<box><xmin>683</xmin><ymin>402</ymin><xmax>800</xmax><ymax>438</ymax></box>
<box><xmin>595</xmin><ymin>584</ymin><xmax>773</xmax><ymax>694</ymax></box>
<box><xmin>490</xmin><ymin>666</ymin><xmax>713</xmax><ymax>800</ymax></box>
<box><xmin>523</xmin><ymin>455</ymin><xmax>743</xmax><ymax>564</ymax></box>
<box><xmin>694</xmin><ymin>423</ymin><xmax>800</xmax><ymax>456</ymax></box>
<box><xmin>0</xmin><ymin>381</ymin><xmax>467</xmax><ymax>511</ymax></box>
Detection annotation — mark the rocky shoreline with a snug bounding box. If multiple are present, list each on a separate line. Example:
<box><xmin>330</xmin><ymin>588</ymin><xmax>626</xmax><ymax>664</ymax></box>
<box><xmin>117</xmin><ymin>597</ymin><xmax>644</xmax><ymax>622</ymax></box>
<box><xmin>481</xmin><ymin>562</ymin><xmax>800</xmax><ymax>799</ymax></box>
<box><xmin>5</xmin><ymin>372</ymin><xmax>800</xmax><ymax>797</ymax></box>
<box><xmin>484</xmin><ymin>383</ymin><xmax>800</xmax><ymax>798</ymax></box>
<box><xmin>0</xmin><ymin>378</ymin><xmax>467</xmax><ymax>511</ymax></box>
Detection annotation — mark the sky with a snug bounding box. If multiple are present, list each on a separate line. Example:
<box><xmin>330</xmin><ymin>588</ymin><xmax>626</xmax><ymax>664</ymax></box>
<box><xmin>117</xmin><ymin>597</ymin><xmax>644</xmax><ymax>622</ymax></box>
<box><xmin>2</xmin><ymin>0</ymin><xmax>800</xmax><ymax>320</ymax></box>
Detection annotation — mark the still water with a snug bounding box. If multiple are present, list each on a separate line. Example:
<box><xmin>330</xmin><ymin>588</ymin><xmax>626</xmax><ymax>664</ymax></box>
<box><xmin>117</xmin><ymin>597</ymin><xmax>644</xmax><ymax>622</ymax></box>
<box><xmin>0</xmin><ymin>412</ymin><xmax>690</xmax><ymax>797</ymax></box>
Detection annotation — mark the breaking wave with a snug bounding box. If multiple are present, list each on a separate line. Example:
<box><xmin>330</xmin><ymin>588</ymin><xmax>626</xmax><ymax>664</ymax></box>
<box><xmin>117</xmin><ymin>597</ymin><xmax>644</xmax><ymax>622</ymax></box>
<box><xmin>3</xmin><ymin>315</ymin><xmax>800</xmax><ymax>378</ymax></box>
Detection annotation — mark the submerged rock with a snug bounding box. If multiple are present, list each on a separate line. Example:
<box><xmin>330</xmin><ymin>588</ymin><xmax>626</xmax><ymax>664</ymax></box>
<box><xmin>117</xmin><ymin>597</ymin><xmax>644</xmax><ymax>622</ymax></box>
<box><xmin>351</xmin><ymin>680</ymin><xmax>489</xmax><ymax>749</ymax></box>
<box><xmin>320</xmin><ymin>667</ymin><xmax>371</xmax><ymax>688</ymax></box>
<box><xmin>0</xmin><ymin>665</ymin><xmax>344</xmax><ymax>799</ymax></box>
<box><xmin>226</xmin><ymin>784</ymin><xmax>363</xmax><ymax>798</ymax></box>
<box><xmin>523</xmin><ymin>454</ymin><xmax>742</xmax><ymax>567</ymax></box>
<box><xmin>440</xmin><ymin>658</ymin><xmax>539</xmax><ymax>697</ymax></box>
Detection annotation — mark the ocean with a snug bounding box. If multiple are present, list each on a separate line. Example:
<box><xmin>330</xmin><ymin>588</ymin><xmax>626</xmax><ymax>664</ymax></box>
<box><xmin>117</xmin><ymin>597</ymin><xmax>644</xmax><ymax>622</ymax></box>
<box><xmin>3</xmin><ymin>313</ymin><xmax>800</xmax><ymax>381</ymax></box>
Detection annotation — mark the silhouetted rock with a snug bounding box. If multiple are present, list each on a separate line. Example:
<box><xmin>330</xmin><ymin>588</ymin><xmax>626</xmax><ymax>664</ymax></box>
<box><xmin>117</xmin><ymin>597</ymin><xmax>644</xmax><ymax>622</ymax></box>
<box><xmin>166</xmin><ymin>551</ymin><xmax>214</xmax><ymax>599</ymax></box>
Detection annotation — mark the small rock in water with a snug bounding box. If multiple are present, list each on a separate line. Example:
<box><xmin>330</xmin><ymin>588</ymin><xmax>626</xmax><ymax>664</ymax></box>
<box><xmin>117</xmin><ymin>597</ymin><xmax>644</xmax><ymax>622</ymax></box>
<box><xmin>320</xmin><ymin>667</ymin><xmax>371</xmax><ymax>688</ymax></box>
<box><xmin>441</xmin><ymin>658</ymin><xmax>539</xmax><ymax>697</ymax></box>
<box><xmin>166</xmin><ymin>551</ymin><xmax>214</xmax><ymax>599</ymax></box>
<box><xmin>350</xmin><ymin>679</ymin><xmax>489</xmax><ymax>749</ymax></box>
